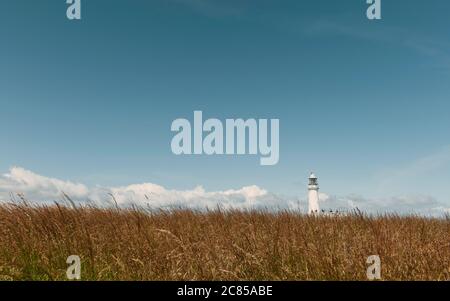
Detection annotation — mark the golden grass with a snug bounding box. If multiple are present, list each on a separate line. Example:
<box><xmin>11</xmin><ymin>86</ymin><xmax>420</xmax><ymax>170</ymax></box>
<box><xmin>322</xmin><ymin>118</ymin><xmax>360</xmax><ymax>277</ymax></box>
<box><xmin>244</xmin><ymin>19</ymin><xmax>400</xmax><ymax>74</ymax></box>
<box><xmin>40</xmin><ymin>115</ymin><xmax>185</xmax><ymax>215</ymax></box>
<box><xmin>0</xmin><ymin>203</ymin><xmax>448</xmax><ymax>280</ymax></box>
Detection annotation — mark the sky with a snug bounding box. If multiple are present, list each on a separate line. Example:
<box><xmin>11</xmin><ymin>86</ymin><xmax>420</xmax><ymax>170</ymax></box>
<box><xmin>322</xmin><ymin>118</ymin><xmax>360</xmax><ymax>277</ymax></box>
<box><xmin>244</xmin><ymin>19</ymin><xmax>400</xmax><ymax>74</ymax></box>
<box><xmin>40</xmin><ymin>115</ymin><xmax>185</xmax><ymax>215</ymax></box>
<box><xmin>1</xmin><ymin>0</ymin><xmax>450</xmax><ymax>215</ymax></box>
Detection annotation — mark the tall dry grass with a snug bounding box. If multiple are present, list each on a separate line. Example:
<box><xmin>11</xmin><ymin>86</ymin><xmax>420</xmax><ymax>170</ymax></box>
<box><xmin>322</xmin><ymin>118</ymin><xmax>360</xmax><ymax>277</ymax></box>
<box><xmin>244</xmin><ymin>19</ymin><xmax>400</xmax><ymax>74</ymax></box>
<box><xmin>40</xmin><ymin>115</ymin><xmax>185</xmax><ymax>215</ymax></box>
<box><xmin>0</xmin><ymin>203</ymin><xmax>448</xmax><ymax>280</ymax></box>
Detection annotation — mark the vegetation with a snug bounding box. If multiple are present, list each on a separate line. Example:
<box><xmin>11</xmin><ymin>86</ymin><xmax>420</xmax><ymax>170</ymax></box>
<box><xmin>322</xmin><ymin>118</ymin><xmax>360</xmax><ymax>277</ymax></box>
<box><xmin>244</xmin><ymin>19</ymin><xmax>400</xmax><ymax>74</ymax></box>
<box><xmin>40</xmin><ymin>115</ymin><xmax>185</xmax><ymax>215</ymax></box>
<box><xmin>0</xmin><ymin>203</ymin><xmax>448</xmax><ymax>280</ymax></box>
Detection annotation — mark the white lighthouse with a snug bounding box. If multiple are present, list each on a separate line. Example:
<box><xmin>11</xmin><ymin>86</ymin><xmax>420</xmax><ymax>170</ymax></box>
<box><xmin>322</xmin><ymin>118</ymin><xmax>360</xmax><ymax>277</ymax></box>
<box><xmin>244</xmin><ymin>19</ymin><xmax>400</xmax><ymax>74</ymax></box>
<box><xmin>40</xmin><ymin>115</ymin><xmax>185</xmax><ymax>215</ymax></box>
<box><xmin>308</xmin><ymin>172</ymin><xmax>320</xmax><ymax>214</ymax></box>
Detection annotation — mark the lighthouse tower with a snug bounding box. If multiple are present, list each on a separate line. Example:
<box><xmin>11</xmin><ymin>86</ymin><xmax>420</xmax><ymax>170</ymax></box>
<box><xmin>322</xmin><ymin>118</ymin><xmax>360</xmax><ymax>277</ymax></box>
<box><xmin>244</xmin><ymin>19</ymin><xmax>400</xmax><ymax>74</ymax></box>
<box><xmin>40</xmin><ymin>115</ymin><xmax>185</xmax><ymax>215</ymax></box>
<box><xmin>308</xmin><ymin>172</ymin><xmax>320</xmax><ymax>214</ymax></box>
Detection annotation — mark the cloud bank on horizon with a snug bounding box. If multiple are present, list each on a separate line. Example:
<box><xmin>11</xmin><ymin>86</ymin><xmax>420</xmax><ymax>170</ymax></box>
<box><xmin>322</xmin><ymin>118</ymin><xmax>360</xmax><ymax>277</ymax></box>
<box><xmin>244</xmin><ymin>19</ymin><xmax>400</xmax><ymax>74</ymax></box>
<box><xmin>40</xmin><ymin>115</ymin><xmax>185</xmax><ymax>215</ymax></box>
<box><xmin>0</xmin><ymin>167</ymin><xmax>448</xmax><ymax>217</ymax></box>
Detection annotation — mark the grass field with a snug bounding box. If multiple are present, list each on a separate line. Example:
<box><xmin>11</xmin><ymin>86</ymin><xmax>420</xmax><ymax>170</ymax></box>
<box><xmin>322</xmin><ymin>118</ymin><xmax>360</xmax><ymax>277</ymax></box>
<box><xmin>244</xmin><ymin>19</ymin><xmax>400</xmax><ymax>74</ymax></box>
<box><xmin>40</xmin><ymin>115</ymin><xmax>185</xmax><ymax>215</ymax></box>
<box><xmin>0</xmin><ymin>203</ymin><xmax>449</xmax><ymax>280</ymax></box>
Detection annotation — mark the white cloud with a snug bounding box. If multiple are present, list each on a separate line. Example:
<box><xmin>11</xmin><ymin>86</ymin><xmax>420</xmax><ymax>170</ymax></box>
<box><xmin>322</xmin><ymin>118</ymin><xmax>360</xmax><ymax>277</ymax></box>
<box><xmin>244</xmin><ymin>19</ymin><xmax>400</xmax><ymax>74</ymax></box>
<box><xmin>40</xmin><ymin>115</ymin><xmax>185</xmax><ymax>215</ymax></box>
<box><xmin>0</xmin><ymin>167</ymin><xmax>88</xmax><ymax>200</ymax></box>
<box><xmin>318</xmin><ymin>194</ymin><xmax>449</xmax><ymax>217</ymax></box>
<box><xmin>0</xmin><ymin>167</ymin><xmax>288</xmax><ymax>210</ymax></box>
<box><xmin>0</xmin><ymin>167</ymin><xmax>448</xmax><ymax>217</ymax></box>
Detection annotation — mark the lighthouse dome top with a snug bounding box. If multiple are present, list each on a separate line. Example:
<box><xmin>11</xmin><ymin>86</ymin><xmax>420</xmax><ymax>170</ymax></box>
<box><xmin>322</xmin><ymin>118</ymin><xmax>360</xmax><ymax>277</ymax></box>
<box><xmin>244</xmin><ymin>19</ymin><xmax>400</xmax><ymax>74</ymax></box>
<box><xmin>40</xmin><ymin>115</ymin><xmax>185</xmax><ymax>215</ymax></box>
<box><xmin>309</xmin><ymin>172</ymin><xmax>317</xmax><ymax>179</ymax></box>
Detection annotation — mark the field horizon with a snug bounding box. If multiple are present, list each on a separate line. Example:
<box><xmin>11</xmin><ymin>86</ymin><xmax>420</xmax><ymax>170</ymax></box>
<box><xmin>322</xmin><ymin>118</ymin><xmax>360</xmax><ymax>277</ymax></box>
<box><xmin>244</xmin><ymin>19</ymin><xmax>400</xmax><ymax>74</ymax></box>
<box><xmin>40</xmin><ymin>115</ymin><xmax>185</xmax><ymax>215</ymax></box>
<box><xmin>0</xmin><ymin>202</ymin><xmax>448</xmax><ymax>281</ymax></box>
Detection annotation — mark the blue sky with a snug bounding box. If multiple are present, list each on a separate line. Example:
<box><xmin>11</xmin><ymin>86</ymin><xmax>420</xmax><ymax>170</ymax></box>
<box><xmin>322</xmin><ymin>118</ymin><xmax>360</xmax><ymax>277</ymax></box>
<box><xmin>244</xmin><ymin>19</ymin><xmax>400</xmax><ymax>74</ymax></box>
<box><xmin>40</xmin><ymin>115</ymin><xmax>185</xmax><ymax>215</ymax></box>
<box><xmin>1</xmin><ymin>0</ymin><xmax>450</xmax><ymax>212</ymax></box>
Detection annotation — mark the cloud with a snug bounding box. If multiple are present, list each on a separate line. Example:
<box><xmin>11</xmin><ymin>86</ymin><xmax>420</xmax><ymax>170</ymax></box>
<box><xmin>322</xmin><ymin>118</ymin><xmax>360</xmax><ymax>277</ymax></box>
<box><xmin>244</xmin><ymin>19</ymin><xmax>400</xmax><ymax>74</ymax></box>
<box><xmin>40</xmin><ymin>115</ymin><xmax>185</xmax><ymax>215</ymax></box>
<box><xmin>0</xmin><ymin>167</ymin><xmax>293</xmax><ymax>211</ymax></box>
<box><xmin>0</xmin><ymin>167</ymin><xmax>88</xmax><ymax>200</ymax></box>
<box><xmin>0</xmin><ymin>167</ymin><xmax>448</xmax><ymax>216</ymax></box>
<box><xmin>106</xmin><ymin>183</ymin><xmax>284</xmax><ymax>210</ymax></box>
<box><xmin>318</xmin><ymin>193</ymin><xmax>449</xmax><ymax>217</ymax></box>
<box><xmin>303</xmin><ymin>19</ymin><xmax>450</xmax><ymax>68</ymax></box>
<box><xmin>377</xmin><ymin>145</ymin><xmax>450</xmax><ymax>191</ymax></box>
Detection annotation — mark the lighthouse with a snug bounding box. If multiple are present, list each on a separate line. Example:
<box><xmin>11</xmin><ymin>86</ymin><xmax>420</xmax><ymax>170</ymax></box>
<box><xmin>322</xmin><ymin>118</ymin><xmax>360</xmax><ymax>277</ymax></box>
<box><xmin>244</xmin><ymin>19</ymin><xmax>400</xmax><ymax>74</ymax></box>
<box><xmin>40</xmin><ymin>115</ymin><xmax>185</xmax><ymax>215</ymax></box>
<box><xmin>308</xmin><ymin>172</ymin><xmax>320</xmax><ymax>214</ymax></box>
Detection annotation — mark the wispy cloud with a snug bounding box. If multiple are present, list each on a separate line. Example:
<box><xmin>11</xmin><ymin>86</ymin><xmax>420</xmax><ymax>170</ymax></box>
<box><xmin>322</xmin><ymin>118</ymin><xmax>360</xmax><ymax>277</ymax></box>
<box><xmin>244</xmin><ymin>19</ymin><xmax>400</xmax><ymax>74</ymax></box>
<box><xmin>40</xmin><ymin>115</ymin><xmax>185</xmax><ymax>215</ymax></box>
<box><xmin>319</xmin><ymin>193</ymin><xmax>449</xmax><ymax>217</ymax></box>
<box><xmin>377</xmin><ymin>145</ymin><xmax>450</xmax><ymax>192</ymax></box>
<box><xmin>302</xmin><ymin>19</ymin><xmax>450</xmax><ymax>68</ymax></box>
